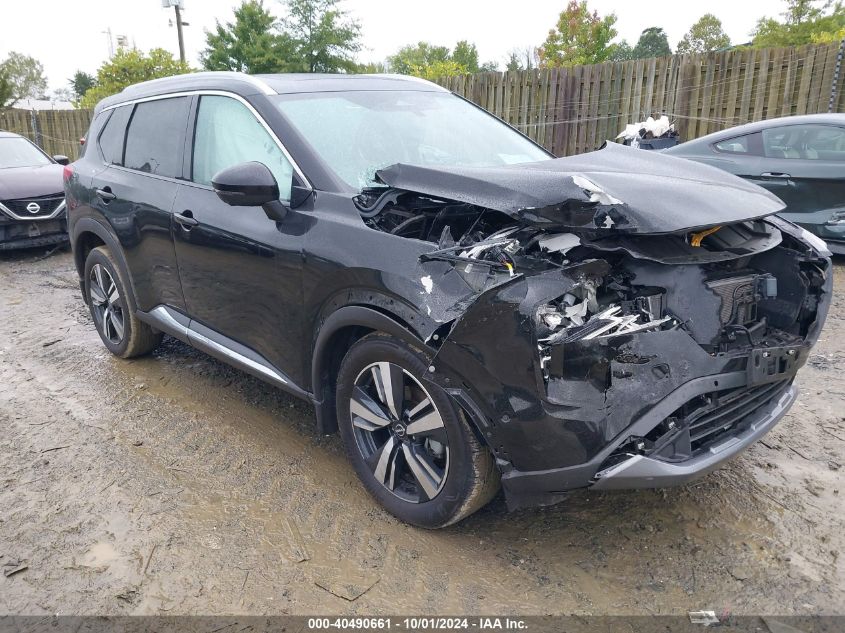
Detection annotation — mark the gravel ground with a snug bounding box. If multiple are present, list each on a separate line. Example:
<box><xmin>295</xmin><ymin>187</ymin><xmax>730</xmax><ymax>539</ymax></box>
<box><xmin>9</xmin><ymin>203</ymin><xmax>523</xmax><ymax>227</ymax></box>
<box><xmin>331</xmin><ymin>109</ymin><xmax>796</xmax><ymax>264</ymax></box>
<box><xmin>1</xmin><ymin>247</ymin><xmax>843</xmax><ymax>615</ymax></box>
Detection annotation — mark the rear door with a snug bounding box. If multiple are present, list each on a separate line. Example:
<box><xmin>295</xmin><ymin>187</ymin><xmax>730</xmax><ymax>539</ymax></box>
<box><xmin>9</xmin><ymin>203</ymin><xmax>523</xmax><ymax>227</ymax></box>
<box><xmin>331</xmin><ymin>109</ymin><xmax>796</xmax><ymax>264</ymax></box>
<box><xmin>89</xmin><ymin>96</ymin><xmax>190</xmax><ymax>313</ymax></box>
<box><xmin>756</xmin><ymin>123</ymin><xmax>845</xmax><ymax>220</ymax></box>
<box><xmin>171</xmin><ymin>93</ymin><xmax>308</xmax><ymax>385</ymax></box>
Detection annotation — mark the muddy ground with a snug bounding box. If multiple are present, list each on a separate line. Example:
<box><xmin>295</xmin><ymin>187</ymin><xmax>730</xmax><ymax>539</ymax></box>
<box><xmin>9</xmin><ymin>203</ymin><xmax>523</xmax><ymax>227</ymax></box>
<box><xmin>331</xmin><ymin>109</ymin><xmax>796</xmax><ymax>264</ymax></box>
<box><xmin>0</xmin><ymin>248</ymin><xmax>843</xmax><ymax>616</ymax></box>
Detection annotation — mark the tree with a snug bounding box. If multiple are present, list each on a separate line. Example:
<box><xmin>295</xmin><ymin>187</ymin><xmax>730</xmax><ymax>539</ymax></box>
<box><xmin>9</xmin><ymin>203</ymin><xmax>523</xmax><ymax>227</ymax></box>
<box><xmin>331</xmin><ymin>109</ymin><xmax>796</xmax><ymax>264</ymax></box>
<box><xmin>69</xmin><ymin>71</ymin><xmax>97</xmax><ymax>102</ymax></box>
<box><xmin>452</xmin><ymin>40</ymin><xmax>480</xmax><ymax>73</ymax></box>
<box><xmin>538</xmin><ymin>1</ymin><xmax>620</xmax><ymax>67</ymax></box>
<box><xmin>608</xmin><ymin>40</ymin><xmax>634</xmax><ymax>61</ymax></box>
<box><xmin>677</xmin><ymin>14</ymin><xmax>731</xmax><ymax>54</ymax></box>
<box><xmin>505</xmin><ymin>52</ymin><xmax>522</xmax><ymax>71</ymax></box>
<box><xmin>410</xmin><ymin>59</ymin><xmax>468</xmax><ymax>81</ymax></box>
<box><xmin>0</xmin><ymin>72</ymin><xmax>13</xmax><ymax>107</ymax></box>
<box><xmin>51</xmin><ymin>88</ymin><xmax>74</xmax><ymax>102</ymax></box>
<box><xmin>0</xmin><ymin>52</ymin><xmax>48</xmax><ymax>106</ymax></box>
<box><xmin>201</xmin><ymin>0</ymin><xmax>294</xmax><ymax>73</ymax></box>
<box><xmin>632</xmin><ymin>27</ymin><xmax>672</xmax><ymax>59</ymax></box>
<box><xmin>388</xmin><ymin>42</ymin><xmax>451</xmax><ymax>75</ymax></box>
<box><xmin>752</xmin><ymin>0</ymin><xmax>845</xmax><ymax>47</ymax></box>
<box><xmin>279</xmin><ymin>0</ymin><xmax>362</xmax><ymax>72</ymax></box>
<box><xmin>79</xmin><ymin>48</ymin><xmax>191</xmax><ymax>109</ymax></box>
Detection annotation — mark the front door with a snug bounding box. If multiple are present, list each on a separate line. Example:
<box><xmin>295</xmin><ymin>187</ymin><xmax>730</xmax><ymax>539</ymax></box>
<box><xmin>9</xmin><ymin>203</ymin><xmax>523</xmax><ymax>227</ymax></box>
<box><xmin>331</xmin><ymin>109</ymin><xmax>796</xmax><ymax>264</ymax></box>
<box><xmin>171</xmin><ymin>93</ymin><xmax>308</xmax><ymax>385</ymax></box>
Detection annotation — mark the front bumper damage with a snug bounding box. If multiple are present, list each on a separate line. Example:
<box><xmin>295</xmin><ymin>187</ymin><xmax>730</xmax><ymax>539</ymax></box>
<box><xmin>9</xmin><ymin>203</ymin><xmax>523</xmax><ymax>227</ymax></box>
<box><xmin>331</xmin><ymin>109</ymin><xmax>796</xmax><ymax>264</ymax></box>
<box><xmin>422</xmin><ymin>234</ymin><xmax>831</xmax><ymax>511</ymax></box>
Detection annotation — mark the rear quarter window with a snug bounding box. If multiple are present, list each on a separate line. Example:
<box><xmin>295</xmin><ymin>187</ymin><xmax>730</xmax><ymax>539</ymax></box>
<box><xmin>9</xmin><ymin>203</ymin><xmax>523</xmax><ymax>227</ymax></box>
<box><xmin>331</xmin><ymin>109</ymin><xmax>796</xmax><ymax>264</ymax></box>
<box><xmin>97</xmin><ymin>105</ymin><xmax>132</xmax><ymax>165</ymax></box>
<box><xmin>124</xmin><ymin>97</ymin><xmax>190</xmax><ymax>177</ymax></box>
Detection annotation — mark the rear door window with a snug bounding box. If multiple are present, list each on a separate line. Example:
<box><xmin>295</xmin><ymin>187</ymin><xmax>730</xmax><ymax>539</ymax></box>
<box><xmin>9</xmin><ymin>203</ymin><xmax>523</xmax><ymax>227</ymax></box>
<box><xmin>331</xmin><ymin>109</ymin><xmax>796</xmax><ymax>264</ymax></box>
<box><xmin>124</xmin><ymin>97</ymin><xmax>190</xmax><ymax>177</ymax></box>
<box><xmin>763</xmin><ymin>124</ymin><xmax>845</xmax><ymax>161</ymax></box>
<box><xmin>714</xmin><ymin>132</ymin><xmax>761</xmax><ymax>155</ymax></box>
<box><xmin>97</xmin><ymin>105</ymin><xmax>132</xmax><ymax>165</ymax></box>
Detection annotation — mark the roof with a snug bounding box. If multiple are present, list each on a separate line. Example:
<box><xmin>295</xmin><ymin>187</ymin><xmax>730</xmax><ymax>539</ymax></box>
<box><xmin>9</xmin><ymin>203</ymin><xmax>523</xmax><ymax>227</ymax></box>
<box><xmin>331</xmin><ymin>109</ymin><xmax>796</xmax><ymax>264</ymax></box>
<box><xmin>0</xmin><ymin>130</ymin><xmax>23</xmax><ymax>139</ymax></box>
<box><xmin>96</xmin><ymin>71</ymin><xmax>447</xmax><ymax>112</ymax></box>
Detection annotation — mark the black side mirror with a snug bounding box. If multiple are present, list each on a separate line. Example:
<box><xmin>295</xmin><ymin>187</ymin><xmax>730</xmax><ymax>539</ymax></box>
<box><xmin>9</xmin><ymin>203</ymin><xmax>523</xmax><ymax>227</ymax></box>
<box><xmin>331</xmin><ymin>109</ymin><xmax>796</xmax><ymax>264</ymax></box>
<box><xmin>211</xmin><ymin>161</ymin><xmax>288</xmax><ymax>222</ymax></box>
<box><xmin>52</xmin><ymin>155</ymin><xmax>70</xmax><ymax>165</ymax></box>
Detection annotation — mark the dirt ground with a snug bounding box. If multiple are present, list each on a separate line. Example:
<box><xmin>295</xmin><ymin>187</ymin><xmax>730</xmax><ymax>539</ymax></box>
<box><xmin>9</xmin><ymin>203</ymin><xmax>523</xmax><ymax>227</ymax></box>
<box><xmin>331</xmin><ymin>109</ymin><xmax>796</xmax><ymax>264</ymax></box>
<box><xmin>0</xmin><ymin>247</ymin><xmax>843</xmax><ymax>616</ymax></box>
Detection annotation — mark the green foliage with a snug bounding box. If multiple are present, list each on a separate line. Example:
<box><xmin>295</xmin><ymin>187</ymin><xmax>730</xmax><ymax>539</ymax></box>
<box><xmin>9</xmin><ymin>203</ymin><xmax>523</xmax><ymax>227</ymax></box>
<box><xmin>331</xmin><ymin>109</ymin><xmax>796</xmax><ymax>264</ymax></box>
<box><xmin>411</xmin><ymin>59</ymin><xmax>469</xmax><ymax>81</ymax></box>
<box><xmin>538</xmin><ymin>0</ymin><xmax>619</xmax><ymax>67</ymax></box>
<box><xmin>677</xmin><ymin>14</ymin><xmax>732</xmax><ymax>54</ymax></box>
<box><xmin>607</xmin><ymin>40</ymin><xmax>634</xmax><ymax>61</ymax></box>
<box><xmin>387</xmin><ymin>40</ymin><xmax>498</xmax><ymax>79</ymax></box>
<box><xmin>355</xmin><ymin>61</ymin><xmax>389</xmax><ymax>74</ymax></box>
<box><xmin>279</xmin><ymin>0</ymin><xmax>363</xmax><ymax>72</ymax></box>
<box><xmin>751</xmin><ymin>0</ymin><xmax>845</xmax><ymax>47</ymax></box>
<box><xmin>79</xmin><ymin>48</ymin><xmax>191</xmax><ymax>109</ymax></box>
<box><xmin>0</xmin><ymin>51</ymin><xmax>48</xmax><ymax>106</ymax></box>
<box><xmin>632</xmin><ymin>27</ymin><xmax>672</xmax><ymax>59</ymax></box>
<box><xmin>0</xmin><ymin>71</ymin><xmax>13</xmax><ymax>107</ymax></box>
<box><xmin>452</xmin><ymin>40</ymin><xmax>480</xmax><ymax>73</ymax></box>
<box><xmin>69</xmin><ymin>71</ymin><xmax>97</xmax><ymax>102</ymax></box>
<box><xmin>388</xmin><ymin>42</ymin><xmax>451</xmax><ymax>75</ymax></box>
<box><xmin>505</xmin><ymin>52</ymin><xmax>522</xmax><ymax>72</ymax></box>
<box><xmin>201</xmin><ymin>0</ymin><xmax>294</xmax><ymax>73</ymax></box>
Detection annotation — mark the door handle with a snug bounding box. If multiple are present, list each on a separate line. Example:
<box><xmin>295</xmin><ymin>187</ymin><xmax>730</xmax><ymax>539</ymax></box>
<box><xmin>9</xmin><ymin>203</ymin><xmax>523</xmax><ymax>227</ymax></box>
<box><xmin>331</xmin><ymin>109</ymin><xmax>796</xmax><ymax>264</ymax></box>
<box><xmin>174</xmin><ymin>210</ymin><xmax>198</xmax><ymax>229</ymax></box>
<box><xmin>96</xmin><ymin>187</ymin><xmax>116</xmax><ymax>202</ymax></box>
<box><xmin>760</xmin><ymin>172</ymin><xmax>791</xmax><ymax>179</ymax></box>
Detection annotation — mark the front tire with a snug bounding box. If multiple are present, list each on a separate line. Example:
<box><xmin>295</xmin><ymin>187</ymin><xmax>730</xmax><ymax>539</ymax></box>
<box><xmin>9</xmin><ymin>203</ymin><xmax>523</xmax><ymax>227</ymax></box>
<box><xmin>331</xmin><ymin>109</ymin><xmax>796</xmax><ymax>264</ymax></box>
<box><xmin>84</xmin><ymin>246</ymin><xmax>162</xmax><ymax>358</ymax></box>
<box><xmin>336</xmin><ymin>333</ymin><xmax>500</xmax><ymax>528</ymax></box>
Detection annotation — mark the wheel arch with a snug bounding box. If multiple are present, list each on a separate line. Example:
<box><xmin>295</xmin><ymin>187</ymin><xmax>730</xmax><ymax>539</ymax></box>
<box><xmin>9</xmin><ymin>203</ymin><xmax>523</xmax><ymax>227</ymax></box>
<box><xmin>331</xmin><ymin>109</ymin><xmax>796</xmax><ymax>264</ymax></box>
<box><xmin>311</xmin><ymin>304</ymin><xmax>428</xmax><ymax>435</ymax></box>
<box><xmin>71</xmin><ymin>218</ymin><xmax>138</xmax><ymax>311</ymax></box>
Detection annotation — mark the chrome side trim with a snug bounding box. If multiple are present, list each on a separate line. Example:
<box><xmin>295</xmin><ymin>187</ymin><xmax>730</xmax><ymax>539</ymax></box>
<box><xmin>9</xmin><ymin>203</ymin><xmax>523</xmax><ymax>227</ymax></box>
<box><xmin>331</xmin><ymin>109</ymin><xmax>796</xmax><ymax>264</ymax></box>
<box><xmin>0</xmin><ymin>198</ymin><xmax>66</xmax><ymax>222</ymax></box>
<box><xmin>137</xmin><ymin>305</ymin><xmax>309</xmax><ymax>398</ymax></box>
<box><xmin>187</xmin><ymin>329</ymin><xmax>289</xmax><ymax>386</ymax></box>
<box><xmin>99</xmin><ymin>89</ymin><xmax>310</xmax><ymax>189</ymax></box>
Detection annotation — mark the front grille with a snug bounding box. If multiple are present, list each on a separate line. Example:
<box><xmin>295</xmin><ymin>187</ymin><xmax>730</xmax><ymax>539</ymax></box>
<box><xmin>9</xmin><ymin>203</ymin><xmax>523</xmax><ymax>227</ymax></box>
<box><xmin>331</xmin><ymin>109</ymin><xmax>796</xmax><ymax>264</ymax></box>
<box><xmin>673</xmin><ymin>379</ymin><xmax>791</xmax><ymax>453</ymax></box>
<box><xmin>1</xmin><ymin>194</ymin><xmax>65</xmax><ymax>218</ymax></box>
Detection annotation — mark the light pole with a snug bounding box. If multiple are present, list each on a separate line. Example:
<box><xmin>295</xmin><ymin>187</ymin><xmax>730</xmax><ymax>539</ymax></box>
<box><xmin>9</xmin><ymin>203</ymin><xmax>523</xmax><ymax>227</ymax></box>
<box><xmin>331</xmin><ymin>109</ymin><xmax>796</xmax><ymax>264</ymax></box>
<box><xmin>162</xmin><ymin>0</ymin><xmax>188</xmax><ymax>64</ymax></box>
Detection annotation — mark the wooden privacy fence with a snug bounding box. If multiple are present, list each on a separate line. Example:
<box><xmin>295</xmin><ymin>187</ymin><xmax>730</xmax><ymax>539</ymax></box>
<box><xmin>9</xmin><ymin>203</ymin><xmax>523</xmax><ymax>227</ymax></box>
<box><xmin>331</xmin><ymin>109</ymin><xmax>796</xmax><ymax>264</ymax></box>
<box><xmin>2</xmin><ymin>42</ymin><xmax>843</xmax><ymax>160</ymax></box>
<box><xmin>437</xmin><ymin>42</ymin><xmax>845</xmax><ymax>156</ymax></box>
<box><xmin>0</xmin><ymin>108</ymin><xmax>93</xmax><ymax>160</ymax></box>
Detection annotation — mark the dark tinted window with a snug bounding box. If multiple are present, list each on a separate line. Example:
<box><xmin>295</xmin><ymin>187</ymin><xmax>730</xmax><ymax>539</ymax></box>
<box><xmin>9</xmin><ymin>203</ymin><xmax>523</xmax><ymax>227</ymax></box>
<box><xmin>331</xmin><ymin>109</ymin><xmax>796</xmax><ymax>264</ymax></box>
<box><xmin>763</xmin><ymin>124</ymin><xmax>845</xmax><ymax>160</ymax></box>
<box><xmin>124</xmin><ymin>97</ymin><xmax>189</xmax><ymax>177</ymax></box>
<box><xmin>714</xmin><ymin>132</ymin><xmax>761</xmax><ymax>155</ymax></box>
<box><xmin>98</xmin><ymin>105</ymin><xmax>131</xmax><ymax>165</ymax></box>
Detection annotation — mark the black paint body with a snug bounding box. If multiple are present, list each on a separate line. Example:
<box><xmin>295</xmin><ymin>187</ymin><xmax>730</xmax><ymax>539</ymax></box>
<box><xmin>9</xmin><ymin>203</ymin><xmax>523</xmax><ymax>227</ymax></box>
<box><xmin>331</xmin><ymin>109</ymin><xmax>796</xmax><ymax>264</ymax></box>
<box><xmin>65</xmin><ymin>73</ymin><xmax>832</xmax><ymax>510</ymax></box>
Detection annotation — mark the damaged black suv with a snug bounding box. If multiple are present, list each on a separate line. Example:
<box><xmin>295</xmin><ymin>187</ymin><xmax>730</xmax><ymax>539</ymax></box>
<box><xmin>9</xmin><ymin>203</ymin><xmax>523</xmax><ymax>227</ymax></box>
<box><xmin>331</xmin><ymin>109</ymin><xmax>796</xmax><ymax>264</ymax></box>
<box><xmin>65</xmin><ymin>73</ymin><xmax>832</xmax><ymax>528</ymax></box>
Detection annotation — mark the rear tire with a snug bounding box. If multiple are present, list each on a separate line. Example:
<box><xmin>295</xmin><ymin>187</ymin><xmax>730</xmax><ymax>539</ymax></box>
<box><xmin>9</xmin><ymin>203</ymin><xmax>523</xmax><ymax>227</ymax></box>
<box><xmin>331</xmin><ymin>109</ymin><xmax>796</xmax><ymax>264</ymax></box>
<box><xmin>336</xmin><ymin>332</ymin><xmax>500</xmax><ymax>528</ymax></box>
<box><xmin>84</xmin><ymin>246</ymin><xmax>162</xmax><ymax>358</ymax></box>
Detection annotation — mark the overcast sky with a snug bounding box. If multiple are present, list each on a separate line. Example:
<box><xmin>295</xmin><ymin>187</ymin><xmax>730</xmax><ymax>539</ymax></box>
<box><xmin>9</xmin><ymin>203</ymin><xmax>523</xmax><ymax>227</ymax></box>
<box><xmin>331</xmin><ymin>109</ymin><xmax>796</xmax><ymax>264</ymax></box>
<box><xmin>2</xmin><ymin>0</ymin><xmax>782</xmax><ymax>94</ymax></box>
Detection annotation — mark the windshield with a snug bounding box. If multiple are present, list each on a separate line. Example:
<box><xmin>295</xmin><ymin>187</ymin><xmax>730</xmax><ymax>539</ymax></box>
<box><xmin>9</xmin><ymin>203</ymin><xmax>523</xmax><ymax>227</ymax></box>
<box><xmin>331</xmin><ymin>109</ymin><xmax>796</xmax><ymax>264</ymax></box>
<box><xmin>0</xmin><ymin>137</ymin><xmax>52</xmax><ymax>169</ymax></box>
<box><xmin>273</xmin><ymin>90</ymin><xmax>551</xmax><ymax>190</ymax></box>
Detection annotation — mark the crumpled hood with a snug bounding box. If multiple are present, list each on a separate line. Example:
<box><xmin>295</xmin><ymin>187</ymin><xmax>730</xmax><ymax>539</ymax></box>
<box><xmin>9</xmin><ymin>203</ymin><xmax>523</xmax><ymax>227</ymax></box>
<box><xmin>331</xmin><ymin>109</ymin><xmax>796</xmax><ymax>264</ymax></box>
<box><xmin>376</xmin><ymin>142</ymin><xmax>785</xmax><ymax>234</ymax></box>
<box><xmin>0</xmin><ymin>164</ymin><xmax>63</xmax><ymax>201</ymax></box>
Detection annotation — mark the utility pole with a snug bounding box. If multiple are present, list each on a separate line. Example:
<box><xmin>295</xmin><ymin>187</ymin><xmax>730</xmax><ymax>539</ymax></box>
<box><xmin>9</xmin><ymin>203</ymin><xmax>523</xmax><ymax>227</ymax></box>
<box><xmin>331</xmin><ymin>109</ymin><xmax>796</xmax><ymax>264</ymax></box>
<box><xmin>162</xmin><ymin>0</ymin><xmax>188</xmax><ymax>64</ymax></box>
<box><xmin>174</xmin><ymin>3</ymin><xmax>185</xmax><ymax>64</ymax></box>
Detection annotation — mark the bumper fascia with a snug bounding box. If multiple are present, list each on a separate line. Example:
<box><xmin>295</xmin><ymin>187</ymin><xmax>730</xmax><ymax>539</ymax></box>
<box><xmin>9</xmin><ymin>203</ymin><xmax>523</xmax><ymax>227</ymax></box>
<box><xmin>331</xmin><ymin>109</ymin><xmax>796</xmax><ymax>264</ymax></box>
<box><xmin>591</xmin><ymin>384</ymin><xmax>795</xmax><ymax>489</ymax></box>
<box><xmin>498</xmin><ymin>373</ymin><xmax>797</xmax><ymax>510</ymax></box>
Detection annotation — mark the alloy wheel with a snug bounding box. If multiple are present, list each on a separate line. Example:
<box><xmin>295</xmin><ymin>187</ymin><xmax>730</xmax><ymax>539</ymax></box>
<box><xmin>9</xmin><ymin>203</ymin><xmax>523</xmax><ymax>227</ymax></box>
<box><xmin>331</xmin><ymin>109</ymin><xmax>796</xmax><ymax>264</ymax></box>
<box><xmin>89</xmin><ymin>263</ymin><xmax>125</xmax><ymax>345</ymax></box>
<box><xmin>349</xmin><ymin>362</ymin><xmax>450</xmax><ymax>503</ymax></box>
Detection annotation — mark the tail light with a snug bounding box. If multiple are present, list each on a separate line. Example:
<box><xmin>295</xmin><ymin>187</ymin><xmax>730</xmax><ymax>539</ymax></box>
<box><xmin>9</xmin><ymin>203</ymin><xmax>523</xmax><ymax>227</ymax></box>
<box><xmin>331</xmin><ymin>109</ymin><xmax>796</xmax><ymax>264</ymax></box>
<box><xmin>79</xmin><ymin>137</ymin><xmax>86</xmax><ymax>146</ymax></box>
<box><xmin>63</xmin><ymin>164</ymin><xmax>73</xmax><ymax>184</ymax></box>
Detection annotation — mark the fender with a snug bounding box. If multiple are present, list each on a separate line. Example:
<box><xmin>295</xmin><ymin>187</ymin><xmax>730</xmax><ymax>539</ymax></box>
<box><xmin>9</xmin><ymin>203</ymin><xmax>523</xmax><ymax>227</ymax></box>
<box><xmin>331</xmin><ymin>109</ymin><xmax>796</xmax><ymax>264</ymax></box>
<box><xmin>311</xmin><ymin>305</ymin><xmax>426</xmax><ymax>434</ymax></box>
<box><xmin>70</xmin><ymin>217</ymin><xmax>141</xmax><ymax>313</ymax></box>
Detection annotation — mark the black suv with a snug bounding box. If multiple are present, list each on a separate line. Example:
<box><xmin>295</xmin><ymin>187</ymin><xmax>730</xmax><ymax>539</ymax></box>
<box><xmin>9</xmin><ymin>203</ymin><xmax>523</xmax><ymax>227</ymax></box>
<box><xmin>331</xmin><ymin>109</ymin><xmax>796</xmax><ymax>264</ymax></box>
<box><xmin>65</xmin><ymin>72</ymin><xmax>832</xmax><ymax>527</ymax></box>
<box><xmin>1</xmin><ymin>130</ymin><xmax>69</xmax><ymax>250</ymax></box>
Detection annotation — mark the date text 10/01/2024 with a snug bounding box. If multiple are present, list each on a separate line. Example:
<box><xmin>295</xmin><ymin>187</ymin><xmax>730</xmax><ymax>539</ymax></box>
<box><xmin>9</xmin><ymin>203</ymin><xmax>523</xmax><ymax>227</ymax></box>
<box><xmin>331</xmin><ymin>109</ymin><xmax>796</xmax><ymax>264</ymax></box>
<box><xmin>307</xmin><ymin>618</ymin><xmax>529</xmax><ymax>630</ymax></box>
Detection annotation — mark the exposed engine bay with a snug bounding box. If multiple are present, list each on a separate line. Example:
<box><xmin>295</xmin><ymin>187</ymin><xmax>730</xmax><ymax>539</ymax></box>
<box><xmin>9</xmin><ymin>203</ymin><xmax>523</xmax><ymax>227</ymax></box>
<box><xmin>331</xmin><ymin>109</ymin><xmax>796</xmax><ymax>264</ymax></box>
<box><xmin>352</xmin><ymin>145</ymin><xmax>832</xmax><ymax>508</ymax></box>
